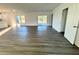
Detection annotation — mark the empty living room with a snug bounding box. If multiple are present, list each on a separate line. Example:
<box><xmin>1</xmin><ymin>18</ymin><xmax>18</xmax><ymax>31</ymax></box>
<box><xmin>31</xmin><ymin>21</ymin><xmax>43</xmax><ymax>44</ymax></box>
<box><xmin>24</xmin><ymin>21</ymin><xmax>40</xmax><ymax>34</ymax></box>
<box><xmin>0</xmin><ymin>1</ymin><xmax>79</xmax><ymax>58</ymax></box>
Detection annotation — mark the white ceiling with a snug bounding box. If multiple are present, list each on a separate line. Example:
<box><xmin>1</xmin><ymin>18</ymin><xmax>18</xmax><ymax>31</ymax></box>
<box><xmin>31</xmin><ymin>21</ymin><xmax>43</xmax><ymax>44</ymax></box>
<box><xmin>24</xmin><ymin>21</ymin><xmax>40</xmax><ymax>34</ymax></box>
<box><xmin>0</xmin><ymin>3</ymin><xmax>61</xmax><ymax>12</ymax></box>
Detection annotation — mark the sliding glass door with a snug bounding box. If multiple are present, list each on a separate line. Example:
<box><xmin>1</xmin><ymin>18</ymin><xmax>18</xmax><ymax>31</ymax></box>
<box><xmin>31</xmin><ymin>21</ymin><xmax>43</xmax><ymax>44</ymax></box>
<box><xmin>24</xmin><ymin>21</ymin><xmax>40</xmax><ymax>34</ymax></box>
<box><xmin>38</xmin><ymin>16</ymin><xmax>47</xmax><ymax>26</ymax></box>
<box><xmin>16</xmin><ymin>16</ymin><xmax>26</xmax><ymax>27</ymax></box>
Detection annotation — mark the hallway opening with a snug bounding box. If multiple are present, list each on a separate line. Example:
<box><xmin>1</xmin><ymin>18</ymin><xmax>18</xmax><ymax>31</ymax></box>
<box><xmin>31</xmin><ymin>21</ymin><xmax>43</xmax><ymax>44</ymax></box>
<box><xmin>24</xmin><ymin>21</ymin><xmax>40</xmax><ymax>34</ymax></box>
<box><xmin>61</xmin><ymin>8</ymin><xmax>68</xmax><ymax>34</ymax></box>
<box><xmin>51</xmin><ymin>14</ymin><xmax>53</xmax><ymax>26</ymax></box>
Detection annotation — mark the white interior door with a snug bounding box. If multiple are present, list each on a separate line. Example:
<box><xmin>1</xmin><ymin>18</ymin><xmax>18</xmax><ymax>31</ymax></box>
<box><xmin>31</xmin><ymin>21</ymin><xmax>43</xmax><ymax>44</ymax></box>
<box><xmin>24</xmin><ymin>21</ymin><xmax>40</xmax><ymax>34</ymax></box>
<box><xmin>64</xmin><ymin>4</ymin><xmax>79</xmax><ymax>44</ymax></box>
<box><xmin>75</xmin><ymin>21</ymin><xmax>79</xmax><ymax>47</ymax></box>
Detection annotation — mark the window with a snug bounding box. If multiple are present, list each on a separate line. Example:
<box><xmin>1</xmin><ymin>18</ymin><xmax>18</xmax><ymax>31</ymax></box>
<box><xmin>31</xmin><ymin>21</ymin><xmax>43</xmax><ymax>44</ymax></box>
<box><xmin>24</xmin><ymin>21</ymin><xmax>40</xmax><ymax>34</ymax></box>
<box><xmin>20</xmin><ymin>16</ymin><xmax>25</xmax><ymax>24</ymax></box>
<box><xmin>38</xmin><ymin>16</ymin><xmax>47</xmax><ymax>25</ymax></box>
<box><xmin>16</xmin><ymin>16</ymin><xmax>25</xmax><ymax>24</ymax></box>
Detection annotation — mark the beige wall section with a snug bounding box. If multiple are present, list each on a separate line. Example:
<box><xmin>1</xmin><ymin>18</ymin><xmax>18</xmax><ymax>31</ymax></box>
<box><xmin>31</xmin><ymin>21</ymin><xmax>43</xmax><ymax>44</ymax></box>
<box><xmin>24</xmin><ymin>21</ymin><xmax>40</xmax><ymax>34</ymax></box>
<box><xmin>0</xmin><ymin>11</ymin><xmax>17</xmax><ymax>28</ymax></box>
<box><xmin>8</xmin><ymin>12</ymin><xmax>16</xmax><ymax>27</ymax></box>
<box><xmin>0</xmin><ymin>12</ymin><xmax>8</xmax><ymax>28</ymax></box>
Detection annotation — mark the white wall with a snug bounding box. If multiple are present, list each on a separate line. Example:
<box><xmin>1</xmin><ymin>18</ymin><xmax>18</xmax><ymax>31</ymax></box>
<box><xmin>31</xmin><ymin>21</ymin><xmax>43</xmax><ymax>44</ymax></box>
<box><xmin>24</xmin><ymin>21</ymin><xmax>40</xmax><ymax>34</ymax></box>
<box><xmin>47</xmin><ymin>14</ymin><xmax>52</xmax><ymax>26</ymax></box>
<box><xmin>0</xmin><ymin>10</ymin><xmax>51</xmax><ymax>29</ymax></box>
<box><xmin>51</xmin><ymin>4</ymin><xmax>69</xmax><ymax>32</ymax></box>
<box><xmin>51</xmin><ymin>4</ymin><xmax>79</xmax><ymax>45</ymax></box>
<box><xmin>25</xmin><ymin>15</ymin><xmax>38</xmax><ymax>26</ymax></box>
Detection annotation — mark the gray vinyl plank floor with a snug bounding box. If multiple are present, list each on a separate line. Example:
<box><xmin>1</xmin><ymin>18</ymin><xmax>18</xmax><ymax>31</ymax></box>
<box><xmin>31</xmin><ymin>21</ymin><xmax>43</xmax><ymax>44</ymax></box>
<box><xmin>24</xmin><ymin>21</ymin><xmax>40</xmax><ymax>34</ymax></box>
<box><xmin>0</xmin><ymin>26</ymin><xmax>79</xmax><ymax>55</ymax></box>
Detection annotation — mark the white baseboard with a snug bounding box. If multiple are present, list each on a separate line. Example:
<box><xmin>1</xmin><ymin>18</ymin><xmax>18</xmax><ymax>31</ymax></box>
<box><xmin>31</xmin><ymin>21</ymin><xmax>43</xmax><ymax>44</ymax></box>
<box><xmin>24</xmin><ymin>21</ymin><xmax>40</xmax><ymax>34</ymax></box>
<box><xmin>0</xmin><ymin>27</ymin><xmax>12</xmax><ymax>36</ymax></box>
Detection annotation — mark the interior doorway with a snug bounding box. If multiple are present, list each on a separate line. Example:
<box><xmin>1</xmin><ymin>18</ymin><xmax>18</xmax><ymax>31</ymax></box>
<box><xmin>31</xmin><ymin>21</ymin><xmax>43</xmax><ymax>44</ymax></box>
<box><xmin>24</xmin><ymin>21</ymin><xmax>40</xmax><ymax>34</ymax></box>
<box><xmin>62</xmin><ymin>8</ymin><xmax>68</xmax><ymax>34</ymax></box>
<box><xmin>51</xmin><ymin>14</ymin><xmax>53</xmax><ymax>26</ymax></box>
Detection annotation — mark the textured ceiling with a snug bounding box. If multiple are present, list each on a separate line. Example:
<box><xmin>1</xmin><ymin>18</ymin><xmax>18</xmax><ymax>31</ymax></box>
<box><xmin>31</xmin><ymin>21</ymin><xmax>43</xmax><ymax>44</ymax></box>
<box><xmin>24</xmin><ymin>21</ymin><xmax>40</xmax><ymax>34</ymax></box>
<box><xmin>0</xmin><ymin>3</ymin><xmax>61</xmax><ymax>12</ymax></box>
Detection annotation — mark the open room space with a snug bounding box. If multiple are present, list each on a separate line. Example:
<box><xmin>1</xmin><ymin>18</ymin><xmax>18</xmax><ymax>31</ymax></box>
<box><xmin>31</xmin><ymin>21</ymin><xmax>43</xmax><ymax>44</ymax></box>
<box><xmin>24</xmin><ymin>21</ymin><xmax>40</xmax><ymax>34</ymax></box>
<box><xmin>0</xmin><ymin>3</ymin><xmax>79</xmax><ymax>55</ymax></box>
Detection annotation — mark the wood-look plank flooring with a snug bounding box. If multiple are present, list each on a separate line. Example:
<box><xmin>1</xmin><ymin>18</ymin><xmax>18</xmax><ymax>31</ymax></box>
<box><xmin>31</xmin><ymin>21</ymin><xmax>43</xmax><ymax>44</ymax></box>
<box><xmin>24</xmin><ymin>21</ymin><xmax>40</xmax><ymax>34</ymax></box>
<box><xmin>0</xmin><ymin>26</ymin><xmax>79</xmax><ymax>55</ymax></box>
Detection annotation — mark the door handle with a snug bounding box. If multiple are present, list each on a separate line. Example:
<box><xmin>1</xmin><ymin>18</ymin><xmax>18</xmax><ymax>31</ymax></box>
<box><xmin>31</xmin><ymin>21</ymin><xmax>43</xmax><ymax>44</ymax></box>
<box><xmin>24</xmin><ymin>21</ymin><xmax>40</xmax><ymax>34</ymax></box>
<box><xmin>73</xmin><ymin>26</ymin><xmax>78</xmax><ymax>28</ymax></box>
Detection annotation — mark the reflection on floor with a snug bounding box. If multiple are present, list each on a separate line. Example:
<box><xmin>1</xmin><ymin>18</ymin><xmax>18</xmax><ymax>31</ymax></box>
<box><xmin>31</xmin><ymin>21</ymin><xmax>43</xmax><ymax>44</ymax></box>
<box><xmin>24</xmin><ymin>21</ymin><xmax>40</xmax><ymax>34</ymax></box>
<box><xmin>0</xmin><ymin>26</ymin><xmax>79</xmax><ymax>55</ymax></box>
